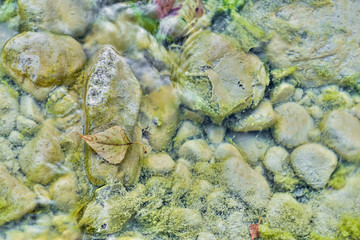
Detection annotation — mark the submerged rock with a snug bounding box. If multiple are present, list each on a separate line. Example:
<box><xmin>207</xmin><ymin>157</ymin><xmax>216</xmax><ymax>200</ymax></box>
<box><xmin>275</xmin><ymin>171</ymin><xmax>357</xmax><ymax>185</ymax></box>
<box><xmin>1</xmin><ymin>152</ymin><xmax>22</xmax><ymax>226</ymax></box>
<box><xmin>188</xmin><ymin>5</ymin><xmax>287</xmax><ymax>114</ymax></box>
<box><xmin>266</xmin><ymin>193</ymin><xmax>312</xmax><ymax>238</ymax></box>
<box><xmin>178</xmin><ymin>30</ymin><xmax>269</xmax><ymax>124</ymax></box>
<box><xmin>179</xmin><ymin>139</ymin><xmax>212</xmax><ymax>163</ymax></box>
<box><xmin>18</xmin><ymin>0</ymin><xmax>94</xmax><ymax>37</ymax></box>
<box><xmin>173</xmin><ymin>120</ymin><xmax>202</xmax><ymax>148</ymax></box>
<box><xmin>142</xmin><ymin>152</ymin><xmax>175</xmax><ymax>175</ymax></box>
<box><xmin>273</xmin><ymin>102</ymin><xmax>314</xmax><ymax>148</ymax></box>
<box><xmin>220</xmin><ymin>145</ymin><xmax>271</xmax><ymax>211</ymax></box>
<box><xmin>49</xmin><ymin>173</ymin><xmax>78</xmax><ymax>211</ymax></box>
<box><xmin>0</xmin><ymin>165</ymin><xmax>36</xmax><ymax>226</ymax></box>
<box><xmin>19</xmin><ymin>95</ymin><xmax>44</xmax><ymax>123</ymax></box>
<box><xmin>291</xmin><ymin>143</ymin><xmax>337</xmax><ymax>189</ymax></box>
<box><xmin>321</xmin><ymin>110</ymin><xmax>360</xmax><ymax>163</ymax></box>
<box><xmin>19</xmin><ymin>121</ymin><xmax>64</xmax><ymax>185</ymax></box>
<box><xmin>85</xmin><ymin>46</ymin><xmax>142</xmax><ymax>186</ymax></box>
<box><xmin>79</xmin><ymin>184</ymin><xmax>145</xmax><ymax>234</ymax></box>
<box><xmin>0</xmin><ymin>82</ymin><xmax>18</xmax><ymax>136</ymax></box>
<box><xmin>1</xmin><ymin>32</ymin><xmax>85</xmax><ymax>100</ymax></box>
<box><xmin>140</xmin><ymin>85</ymin><xmax>180</xmax><ymax>151</ymax></box>
<box><xmin>226</xmin><ymin>101</ymin><xmax>277</xmax><ymax>132</ymax></box>
<box><xmin>263</xmin><ymin>146</ymin><xmax>291</xmax><ymax>176</ymax></box>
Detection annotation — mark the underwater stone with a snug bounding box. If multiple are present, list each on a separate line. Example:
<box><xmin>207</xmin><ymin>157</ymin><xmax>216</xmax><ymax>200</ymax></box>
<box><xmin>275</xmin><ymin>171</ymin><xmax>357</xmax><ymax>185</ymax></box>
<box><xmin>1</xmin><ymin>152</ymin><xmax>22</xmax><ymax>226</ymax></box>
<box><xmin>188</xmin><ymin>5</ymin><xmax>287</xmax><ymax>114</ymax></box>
<box><xmin>266</xmin><ymin>193</ymin><xmax>312</xmax><ymax>238</ymax></box>
<box><xmin>321</xmin><ymin>110</ymin><xmax>360</xmax><ymax>163</ymax></box>
<box><xmin>226</xmin><ymin>101</ymin><xmax>277</xmax><ymax>132</ymax></box>
<box><xmin>197</xmin><ymin>232</ymin><xmax>217</xmax><ymax>240</ymax></box>
<box><xmin>16</xmin><ymin>115</ymin><xmax>39</xmax><ymax>135</ymax></box>
<box><xmin>221</xmin><ymin>155</ymin><xmax>271</xmax><ymax>212</ymax></box>
<box><xmin>173</xmin><ymin>120</ymin><xmax>202</xmax><ymax>148</ymax></box>
<box><xmin>18</xmin><ymin>0</ymin><xmax>94</xmax><ymax>37</ymax></box>
<box><xmin>204</xmin><ymin>123</ymin><xmax>226</xmax><ymax>144</ymax></box>
<box><xmin>46</xmin><ymin>87</ymin><xmax>78</xmax><ymax>117</ymax></box>
<box><xmin>178</xmin><ymin>30</ymin><xmax>269</xmax><ymax>124</ymax></box>
<box><xmin>179</xmin><ymin>139</ymin><xmax>213</xmax><ymax>162</ymax></box>
<box><xmin>0</xmin><ymin>137</ymin><xmax>16</xmax><ymax>162</ymax></box>
<box><xmin>291</xmin><ymin>143</ymin><xmax>337</xmax><ymax>189</ymax></box>
<box><xmin>49</xmin><ymin>173</ymin><xmax>78</xmax><ymax>211</ymax></box>
<box><xmin>85</xmin><ymin>46</ymin><xmax>142</xmax><ymax>186</ymax></box>
<box><xmin>273</xmin><ymin>102</ymin><xmax>314</xmax><ymax>148</ymax></box>
<box><xmin>229</xmin><ymin>131</ymin><xmax>273</xmax><ymax>166</ymax></box>
<box><xmin>270</xmin><ymin>82</ymin><xmax>295</xmax><ymax>104</ymax></box>
<box><xmin>143</xmin><ymin>152</ymin><xmax>175</xmax><ymax>175</ymax></box>
<box><xmin>20</xmin><ymin>95</ymin><xmax>44</xmax><ymax>123</ymax></box>
<box><xmin>0</xmin><ymin>165</ymin><xmax>36</xmax><ymax>226</ymax></box>
<box><xmin>1</xmin><ymin>32</ymin><xmax>85</xmax><ymax>100</ymax></box>
<box><xmin>19</xmin><ymin>121</ymin><xmax>64</xmax><ymax>185</ymax></box>
<box><xmin>0</xmin><ymin>83</ymin><xmax>18</xmax><ymax>136</ymax></box>
<box><xmin>79</xmin><ymin>183</ymin><xmax>145</xmax><ymax>234</ymax></box>
<box><xmin>263</xmin><ymin>146</ymin><xmax>290</xmax><ymax>175</ymax></box>
<box><xmin>140</xmin><ymin>85</ymin><xmax>180</xmax><ymax>151</ymax></box>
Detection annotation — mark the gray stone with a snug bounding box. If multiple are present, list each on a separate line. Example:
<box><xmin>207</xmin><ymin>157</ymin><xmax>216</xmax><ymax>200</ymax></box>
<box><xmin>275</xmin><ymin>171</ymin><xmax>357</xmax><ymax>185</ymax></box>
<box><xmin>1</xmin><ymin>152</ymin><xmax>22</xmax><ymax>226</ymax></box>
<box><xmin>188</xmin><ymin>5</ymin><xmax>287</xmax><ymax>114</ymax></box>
<box><xmin>85</xmin><ymin>46</ymin><xmax>142</xmax><ymax>186</ymax></box>
<box><xmin>143</xmin><ymin>152</ymin><xmax>175</xmax><ymax>175</ymax></box>
<box><xmin>46</xmin><ymin>87</ymin><xmax>78</xmax><ymax>117</ymax></box>
<box><xmin>0</xmin><ymin>83</ymin><xmax>18</xmax><ymax>136</ymax></box>
<box><xmin>0</xmin><ymin>165</ymin><xmax>36</xmax><ymax>226</ymax></box>
<box><xmin>79</xmin><ymin>184</ymin><xmax>145</xmax><ymax>234</ymax></box>
<box><xmin>0</xmin><ymin>24</ymin><xmax>16</xmax><ymax>52</ymax></box>
<box><xmin>321</xmin><ymin>110</ymin><xmax>360</xmax><ymax>163</ymax></box>
<box><xmin>178</xmin><ymin>30</ymin><xmax>269</xmax><ymax>124</ymax></box>
<box><xmin>179</xmin><ymin>139</ymin><xmax>212</xmax><ymax>162</ymax></box>
<box><xmin>291</xmin><ymin>143</ymin><xmax>337</xmax><ymax>189</ymax></box>
<box><xmin>16</xmin><ymin>115</ymin><xmax>39</xmax><ymax>135</ymax></box>
<box><xmin>204</xmin><ymin>124</ymin><xmax>226</xmax><ymax>143</ymax></box>
<box><xmin>20</xmin><ymin>95</ymin><xmax>44</xmax><ymax>123</ymax></box>
<box><xmin>221</xmin><ymin>156</ymin><xmax>271</xmax><ymax>211</ymax></box>
<box><xmin>19</xmin><ymin>121</ymin><xmax>64</xmax><ymax>184</ymax></box>
<box><xmin>263</xmin><ymin>146</ymin><xmax>290</xmax><ymax>175</ymax></box>
<box><xmin>1</xmin><ymin>32</ymin><xmax>86</xmax><ymax>100</ymax></box>
<box><xmin>49</xmin><ymin>173</ymin><xmax>78</xmax><ymax>211</ymax></box>
<box><xmin>226</xmin><ymin>101</ymin><xmax>277</xmax><ymax>132</ymax></box>
<box><xmin>273</xmin><ymin>102</ymin><xmax>314</xmax><ymax>148</ymax></box>
<box><xmin>270</xmin><ymin>82</ymin><xmax>295</xmax><ymax>104</ymax></box>
<box><xmin>266</xmin><ymin>193</ymin><xmax>312</xmax><ymax>238</ymax></box>
<box><xmin>173</xmin><ymin>120</ymin><xmax>201</xmax><ymax>148</ymax></box>
<box><xmin>229</xmin><ymin>131</ymin><xmax>273</xmax><ymax>166</ymax></box>
<box><xmin>8</xmin><ymin>131</ymin><xmax>23</xmax><ymax>146</ymax></box>
<box><xmin>18</xmin><ymin>0</ymin><xmax>94</xmax><ymax>37</ymax></box>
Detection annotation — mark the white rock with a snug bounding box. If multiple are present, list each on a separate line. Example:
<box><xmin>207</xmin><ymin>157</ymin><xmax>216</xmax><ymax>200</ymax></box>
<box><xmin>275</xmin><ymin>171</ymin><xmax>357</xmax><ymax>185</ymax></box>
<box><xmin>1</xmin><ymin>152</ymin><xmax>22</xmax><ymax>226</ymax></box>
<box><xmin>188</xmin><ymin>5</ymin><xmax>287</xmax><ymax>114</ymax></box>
<box><xmin>143</xmin><ymin>152</ymin><xmax>175</xmax><ymax>175</ymax></box>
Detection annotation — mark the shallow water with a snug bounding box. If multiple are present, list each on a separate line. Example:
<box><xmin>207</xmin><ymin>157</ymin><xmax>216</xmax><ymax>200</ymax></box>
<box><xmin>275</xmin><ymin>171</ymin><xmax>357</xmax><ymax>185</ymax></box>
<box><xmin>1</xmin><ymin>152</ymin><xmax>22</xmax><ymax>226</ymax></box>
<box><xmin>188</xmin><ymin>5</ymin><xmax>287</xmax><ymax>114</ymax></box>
<box><xmin>0</xmin><ymin>0</ymin><xmax>360</xmax><ymax>239</ymax></box>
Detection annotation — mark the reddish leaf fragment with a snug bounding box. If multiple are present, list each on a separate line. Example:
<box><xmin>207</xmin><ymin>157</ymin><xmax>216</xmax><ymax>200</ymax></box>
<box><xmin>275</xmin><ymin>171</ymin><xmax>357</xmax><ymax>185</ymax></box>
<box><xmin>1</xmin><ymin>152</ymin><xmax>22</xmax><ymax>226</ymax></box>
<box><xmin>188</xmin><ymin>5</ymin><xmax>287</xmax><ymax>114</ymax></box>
<box><xmin>154</xmin><ymin>0</ymin><xmax>176</xmax><ymax>19</ymax></box>
<box><xmin>249</xmin><ymin>217</ymin><xmax>262</xmax><ymax>240</ymax></box>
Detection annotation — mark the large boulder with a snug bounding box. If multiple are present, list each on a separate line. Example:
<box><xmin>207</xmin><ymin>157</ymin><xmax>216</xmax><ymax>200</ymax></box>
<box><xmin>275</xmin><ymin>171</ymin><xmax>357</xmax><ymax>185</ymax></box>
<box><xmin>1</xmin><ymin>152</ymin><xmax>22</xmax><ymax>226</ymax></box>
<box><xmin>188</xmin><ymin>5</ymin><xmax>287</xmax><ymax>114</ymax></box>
<box><xmin>177</xmin><ymin>30</ymin><xmax>269</xmax><ymax>124</ymax></box>
<box><xmin>84</xmin><ymin>46</ymin><xmax>142</xmax><ymax>186</ymax></box>
<box><xmin>1</xmin><ymin>32</ymin><xmax>86</xmax><ymax>100</ymax></box>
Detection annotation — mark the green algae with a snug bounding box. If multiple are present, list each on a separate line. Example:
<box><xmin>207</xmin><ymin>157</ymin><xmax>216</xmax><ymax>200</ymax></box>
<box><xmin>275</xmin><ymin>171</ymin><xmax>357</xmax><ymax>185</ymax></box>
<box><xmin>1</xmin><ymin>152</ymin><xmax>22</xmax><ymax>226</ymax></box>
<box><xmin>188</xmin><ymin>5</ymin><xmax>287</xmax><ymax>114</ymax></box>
<box><xmin>338</xmin><ymin>215</ymin><xmax>360</xmax><ymax>240</ymax></box>
<box><xmin>327</xmin><ymin>165</ymin><xmax>356</xmax><ymax>190</ymax></box>
<box><xmin>0</xmin><ymin>0</ymin><xmax>17</xmax><ymax>22</ymax></box>
<box><xmin>271</xmin><ymin>66</ymin><xmax>297</xmax><ymax>83</ymax></box>
<box><xmin>259</xmin><ymin>224</ymin><xmax>296</xmax><ymax>240</ymax></box>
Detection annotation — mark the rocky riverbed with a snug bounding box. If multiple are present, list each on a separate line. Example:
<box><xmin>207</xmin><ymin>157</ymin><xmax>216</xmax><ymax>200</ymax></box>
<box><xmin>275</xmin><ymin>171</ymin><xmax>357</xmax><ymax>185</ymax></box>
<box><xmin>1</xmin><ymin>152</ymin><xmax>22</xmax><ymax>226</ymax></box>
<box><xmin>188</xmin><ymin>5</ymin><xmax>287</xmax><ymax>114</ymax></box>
<box><xmin>0</xmin><ymin>0</ymin><xmax>360</xmax><ymax>239</ymax></box>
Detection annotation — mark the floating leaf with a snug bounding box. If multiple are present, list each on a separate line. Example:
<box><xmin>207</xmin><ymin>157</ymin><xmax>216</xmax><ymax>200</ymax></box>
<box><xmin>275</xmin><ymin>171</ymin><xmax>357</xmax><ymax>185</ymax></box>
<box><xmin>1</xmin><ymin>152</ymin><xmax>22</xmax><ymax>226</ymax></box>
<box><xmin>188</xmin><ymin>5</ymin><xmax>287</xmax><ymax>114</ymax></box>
<box><xmin>77</xmin><ymin>126</ymin><xmax>146</xmax><ymax>164</ymax></box>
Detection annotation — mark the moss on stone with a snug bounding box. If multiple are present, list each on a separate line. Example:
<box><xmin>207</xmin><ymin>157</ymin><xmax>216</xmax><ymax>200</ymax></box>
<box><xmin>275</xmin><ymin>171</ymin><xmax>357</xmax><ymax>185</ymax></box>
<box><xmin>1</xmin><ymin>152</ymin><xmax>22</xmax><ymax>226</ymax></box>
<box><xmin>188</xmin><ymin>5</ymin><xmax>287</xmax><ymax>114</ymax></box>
<box><xmin>259</xmin><ymin>224</ymin><xmax>296</xmax><ymax>240</ymax></box>
<box><xmin>338</xmin><ymin>215</ymin><xmax>360</xmax><ymax>240</ymax></box>
<box><xmin>327</xmin><ymin>165</ymin><xmax>355</xmax><ymax>190</ymax></box>
<box><xmin>271</xmin><ymin>66</ymin><xmax>297</xmax><ymax>83</ymax></box>
<box><xmin>0</xmin><ymin>0</ymin><xmax>17</xmax><ymax>22</ymax></box>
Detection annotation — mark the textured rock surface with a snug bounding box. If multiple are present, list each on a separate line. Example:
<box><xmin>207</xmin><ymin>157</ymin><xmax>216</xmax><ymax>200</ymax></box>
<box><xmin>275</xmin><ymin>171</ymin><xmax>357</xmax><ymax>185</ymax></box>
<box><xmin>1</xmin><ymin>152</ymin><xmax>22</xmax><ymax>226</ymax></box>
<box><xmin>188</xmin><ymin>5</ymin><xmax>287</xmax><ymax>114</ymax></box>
<box><xmin>0</xmin><ymin>165</ymin><xmax>36</xmax><ymax>226</ymax></box>
<box><xmin>0</xmin><ymin>83</ymin><xmax>18</xmax><ymax>135</ymax></box>
<box><xmin>291</xmin><ymin>143</ymin><xmax>337</xmax><ymax>189</ymax></box>
<box><xmin>178</xmin><ymin>30</ymin><xmax>269</xmax><ymax>123</ymax></box>
<box><xmin>1</xmin><ymin>32</ymin><xmax>86</xmax><ymax>100</ymax></box>
<box><xmin>266</xmin><ymin>193</ymin><xmax>312</xmax><ymax>238</ymax></box>
<box><xmin>85</xmin><ymin>46</ymin><xmax>142</xmax><ymax>186</ymax></box>
<box><xmin>179</xmin><ymin>139</ymin><xmax>213</xmax><ymax>162</ymax></box>
<box><xmin>79</xmin><ymin>184</ymin><xmax>145</xmax><ymax>234</ymax></box>
<box><xmin>173</xmin><ymin>120</ymin><xmax>202</xmax><ymax>148</ymax></box>
<box><xmin>226</xmin><ymin>101</ymin><xmax>277</xmax><ymax>132</ymax></box>
<box><xmin>49</xmin><ymin>173</ymin><xmax>78</xmax><ymax>211</ymax></box>
<box><xmin>18</xmin><ymin>0</ymin><xmax>94</xmax><ymax>37</ymax></box>
<box><xmin>273</xmin><ymin>102</ymin><xmax>314</xmax><ymax>148</ymax></box>
<box><xmin>263</xmin><ymin>146</ymin><xmax>290</xmax><ymax>175</ymax></box>
<box><xmin>140</xmin><ymin>85</ymin><xmax>180</xmax><ymax>151</ymax></box>
<box><xmin>19</xmin><ymin>121</ymin><xmax>64</xmax><ymax>184</ymax></box>
<box><xmin>321</xmin><ymin>110</ymin><xmax>360</xmax><ymax>163</ymax></box>
<box><xmin>143</xmin><ymin>152</ymin><xmax>175</xmax><ymax>175</ymax></box>
<box><xmin>220</xmin><ymin>145</ymin><xmax>271</xmax><ymax>211</ymax></box>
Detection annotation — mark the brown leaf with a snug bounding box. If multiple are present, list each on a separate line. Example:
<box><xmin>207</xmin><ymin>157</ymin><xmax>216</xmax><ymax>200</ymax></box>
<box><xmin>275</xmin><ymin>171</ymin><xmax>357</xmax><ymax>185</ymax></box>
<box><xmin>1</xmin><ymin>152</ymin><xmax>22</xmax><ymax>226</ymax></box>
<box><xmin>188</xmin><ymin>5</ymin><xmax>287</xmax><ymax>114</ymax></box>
<box><xmin>77</xmin><ymin>126</ymin><xmax>146</xmax><ymax>164</ymax></box>
<box><xmin>249</xmin><ymin>217</ymin><xmax>261</xmax><ymax>240</ymax></box>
